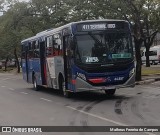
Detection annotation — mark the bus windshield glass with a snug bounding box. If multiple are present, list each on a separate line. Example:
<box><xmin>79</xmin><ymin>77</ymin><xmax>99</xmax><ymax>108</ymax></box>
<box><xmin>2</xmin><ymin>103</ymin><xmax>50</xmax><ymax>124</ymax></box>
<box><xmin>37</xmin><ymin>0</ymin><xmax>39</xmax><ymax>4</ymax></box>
<box><xmin>75</xmin><ymin>32</ymin><xmax>133</xmax><ymax>65</ymax></box>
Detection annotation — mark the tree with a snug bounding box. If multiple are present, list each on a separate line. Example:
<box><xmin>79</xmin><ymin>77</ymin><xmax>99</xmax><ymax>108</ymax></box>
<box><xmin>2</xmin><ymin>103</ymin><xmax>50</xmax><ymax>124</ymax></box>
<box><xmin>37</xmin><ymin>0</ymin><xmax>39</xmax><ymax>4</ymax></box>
<box><xmin>0</xmin><ymin>1</ymin><xmax>30</xmax><ymax>72</ymax></box>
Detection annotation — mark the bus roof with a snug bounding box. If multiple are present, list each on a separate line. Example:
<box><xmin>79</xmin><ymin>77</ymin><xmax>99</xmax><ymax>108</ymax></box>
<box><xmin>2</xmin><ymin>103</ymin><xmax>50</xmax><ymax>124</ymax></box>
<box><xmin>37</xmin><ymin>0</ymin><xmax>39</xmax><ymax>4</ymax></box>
<box><xmin>21</xmin><ymin>19</ymin><xmax>128</xmax><ymax>43</ymax></box>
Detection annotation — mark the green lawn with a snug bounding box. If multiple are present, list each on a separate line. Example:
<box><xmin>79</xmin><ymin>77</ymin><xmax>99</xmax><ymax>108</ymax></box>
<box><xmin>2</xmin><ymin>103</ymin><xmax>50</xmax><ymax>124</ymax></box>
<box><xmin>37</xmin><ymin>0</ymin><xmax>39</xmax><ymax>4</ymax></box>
<box><xmin>0</xmin><ymin>67</ymin><xmax>15</xmax><ymax>73</ymax></box>
<box><xmin>142</xmin><ymin>66</ymin><xmax>160</xmax><ymax>75</ymax></box>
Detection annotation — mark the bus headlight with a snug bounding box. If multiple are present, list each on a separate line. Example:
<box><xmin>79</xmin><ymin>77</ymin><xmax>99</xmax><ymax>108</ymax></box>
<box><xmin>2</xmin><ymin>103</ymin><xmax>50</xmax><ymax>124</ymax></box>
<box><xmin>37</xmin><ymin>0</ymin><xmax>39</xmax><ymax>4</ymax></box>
<box><xmin>129</xmin><ymin>68</ymin><xmax>135</xmax><ymax>77</ymax></box>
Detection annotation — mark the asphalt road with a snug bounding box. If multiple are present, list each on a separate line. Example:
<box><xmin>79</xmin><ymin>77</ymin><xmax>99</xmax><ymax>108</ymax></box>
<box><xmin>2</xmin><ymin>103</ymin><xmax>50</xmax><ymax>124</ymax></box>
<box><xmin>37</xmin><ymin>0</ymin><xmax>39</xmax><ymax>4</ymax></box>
<box><xmin>0</xmin><ymin>73</ymin><xmax>160</xmax><ymax>135</ymax></box>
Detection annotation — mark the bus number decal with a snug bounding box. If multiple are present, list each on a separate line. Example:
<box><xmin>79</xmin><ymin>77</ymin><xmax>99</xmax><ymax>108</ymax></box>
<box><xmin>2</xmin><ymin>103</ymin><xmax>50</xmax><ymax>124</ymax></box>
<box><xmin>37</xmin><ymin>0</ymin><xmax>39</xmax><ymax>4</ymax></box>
<box><xmin>86</xmin><ymin>57</ymin><xmax>99</xmax><ymax>63</ymax></box>
<box><xmin>107</xmin><ymin>24</ymin><xmax>116</xmax><ymax>29</ymax></box>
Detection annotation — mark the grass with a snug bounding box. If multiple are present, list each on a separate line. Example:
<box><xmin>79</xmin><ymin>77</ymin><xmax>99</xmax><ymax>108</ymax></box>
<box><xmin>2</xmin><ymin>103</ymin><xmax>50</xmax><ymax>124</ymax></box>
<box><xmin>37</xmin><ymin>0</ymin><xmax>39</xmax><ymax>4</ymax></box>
<box><xmin>0</xmin><ymin>67</ymin><xmax>16</xmax><ymax>73</ymax></box>
<box><xmin>142</xmin><ymin>65</ymin><xmax>160</xmax><ymax>75</ymax></box>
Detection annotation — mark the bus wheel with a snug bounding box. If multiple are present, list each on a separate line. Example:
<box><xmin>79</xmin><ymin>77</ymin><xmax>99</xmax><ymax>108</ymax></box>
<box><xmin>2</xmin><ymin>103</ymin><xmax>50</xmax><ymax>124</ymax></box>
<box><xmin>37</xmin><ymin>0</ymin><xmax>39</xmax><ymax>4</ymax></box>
<box><xmin>59</xmin><ymin>78</ymin><xmax>71</xmax><ymax>98</ymax></box>
<box><xmin>105</xmin><ymin>89</ymin><xmax>116</xmax><ymax>96</ymax></box>
<box><xmin>33</xmin><ymin>76</ymin><xmax>40</xmax><ymax>91</ymax></box>
<box><xmin>62</xmin><ymin>82</ymin><xmax>72</xmax><ymax>98</ymax></box>
<box><xmin>151</xmin><ymin>61</ymin><xmax>157</xmax><ymax>65</ymax></box>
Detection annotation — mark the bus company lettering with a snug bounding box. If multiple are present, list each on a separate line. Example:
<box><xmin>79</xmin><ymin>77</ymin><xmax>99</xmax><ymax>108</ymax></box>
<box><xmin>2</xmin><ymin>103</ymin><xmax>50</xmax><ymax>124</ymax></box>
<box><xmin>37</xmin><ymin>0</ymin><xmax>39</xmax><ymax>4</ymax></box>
<box><xmin>114</xmin><ymin>77</ymin><xmax>124</xmax><ymax>81</ymax></box>
<box><xmin>77</xmin><ymin>73</ymin><xmax>86</xmax><ymax>81</ymax></box>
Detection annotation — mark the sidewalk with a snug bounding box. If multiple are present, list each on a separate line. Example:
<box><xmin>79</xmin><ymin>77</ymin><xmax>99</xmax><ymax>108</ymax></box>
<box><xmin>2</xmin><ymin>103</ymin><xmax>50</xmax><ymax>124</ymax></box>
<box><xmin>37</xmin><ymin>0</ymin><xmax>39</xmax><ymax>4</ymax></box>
<box><xmin>136</xmin><ymin>74</ymin><xmax>160</xmax><ymax>85</ymax></box>
<box><xmin>136</xmin><ymin>65</ymin><xmax>160</xmax><ymax>85</ymax></box>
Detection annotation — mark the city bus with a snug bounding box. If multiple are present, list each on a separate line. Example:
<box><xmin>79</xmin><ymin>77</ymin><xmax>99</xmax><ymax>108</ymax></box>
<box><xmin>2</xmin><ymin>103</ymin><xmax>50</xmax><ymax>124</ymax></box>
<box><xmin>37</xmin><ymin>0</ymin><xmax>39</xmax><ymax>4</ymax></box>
<box><xmin>21</xmin><ymin>19</ymin><xmax>135</xmax><ymax>97</ymax></box>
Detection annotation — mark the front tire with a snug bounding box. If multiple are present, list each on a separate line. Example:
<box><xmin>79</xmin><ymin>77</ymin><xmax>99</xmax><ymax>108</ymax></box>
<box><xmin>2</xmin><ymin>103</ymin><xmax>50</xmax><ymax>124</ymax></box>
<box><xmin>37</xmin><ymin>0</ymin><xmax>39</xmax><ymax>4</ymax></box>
<box><xmin>105</xmin><ymin>89</ymin><xmax>116</xmax><ymax>96</ymax></box>
<box><xmin>59</xmin><ymin>77</ymin><xmax>72</xmax><ymax>98</ymax></box>
<box><xmin>152</xmin><ymin>61</ymin><xmax>155</xmax><ymax>65</ymax></box>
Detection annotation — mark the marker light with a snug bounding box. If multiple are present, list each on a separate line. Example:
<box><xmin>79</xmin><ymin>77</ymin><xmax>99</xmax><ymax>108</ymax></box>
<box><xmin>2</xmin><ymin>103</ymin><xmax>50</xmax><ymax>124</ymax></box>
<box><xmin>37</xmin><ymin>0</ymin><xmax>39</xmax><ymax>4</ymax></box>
<box><xmin>88</xmin><ymin>78</ymin><xmax>106</xmax><ymax>84</ymax></box>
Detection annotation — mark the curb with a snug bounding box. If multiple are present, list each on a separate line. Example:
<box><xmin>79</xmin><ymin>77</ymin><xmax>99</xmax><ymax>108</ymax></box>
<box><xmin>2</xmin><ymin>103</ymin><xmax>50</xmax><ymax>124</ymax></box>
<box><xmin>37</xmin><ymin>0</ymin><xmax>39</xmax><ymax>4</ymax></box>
<box><xmin>142</xmin><ymin>73</ymin><xmax>160</xmax><ymax>76</ymax></box>
<box><xmin>136</xmin><ymin>78</ymin><xmax>160</xmax><ymax>85</ymax></box>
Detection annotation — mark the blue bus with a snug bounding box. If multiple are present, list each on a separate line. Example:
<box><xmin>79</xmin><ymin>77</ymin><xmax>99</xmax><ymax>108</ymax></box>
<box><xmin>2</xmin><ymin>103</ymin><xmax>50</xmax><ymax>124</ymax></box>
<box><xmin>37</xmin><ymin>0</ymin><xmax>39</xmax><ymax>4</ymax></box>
<box><xmin>21</xmin><ymin>19</ymin><xmax>135</xmax><ymax>97</ymax></box>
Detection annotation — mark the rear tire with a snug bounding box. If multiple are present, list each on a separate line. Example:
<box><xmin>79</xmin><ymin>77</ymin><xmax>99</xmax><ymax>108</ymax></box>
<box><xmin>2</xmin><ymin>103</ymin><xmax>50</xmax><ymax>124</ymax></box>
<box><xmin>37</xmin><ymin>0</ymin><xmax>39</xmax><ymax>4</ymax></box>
<box><xmin>33</xmin><ymin>76</ymin><xmax>40</xmax><ymax>91</ymax></box>
<box><xmin>152</xmin><ymin>61</ymin><xmax>155</xmax><ymax>65</ymax></box>
<box><xmin>105</xmin><ymin>89</ymin><xmax>116</xmax><ymax>96</ymax></box>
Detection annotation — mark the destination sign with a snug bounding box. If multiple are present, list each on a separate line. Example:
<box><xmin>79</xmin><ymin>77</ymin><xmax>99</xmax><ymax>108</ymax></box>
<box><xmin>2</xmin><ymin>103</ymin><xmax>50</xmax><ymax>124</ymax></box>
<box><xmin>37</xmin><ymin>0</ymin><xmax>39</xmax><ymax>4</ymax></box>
<box><xmin>76</xmin><ymin>22</ymin><xmax>128</xmax><ymax>32</ymax></box>
<box><xmin>77</xmin><ymin>23</ymin><xmax>116</xmax><ymax>31</ymax></box>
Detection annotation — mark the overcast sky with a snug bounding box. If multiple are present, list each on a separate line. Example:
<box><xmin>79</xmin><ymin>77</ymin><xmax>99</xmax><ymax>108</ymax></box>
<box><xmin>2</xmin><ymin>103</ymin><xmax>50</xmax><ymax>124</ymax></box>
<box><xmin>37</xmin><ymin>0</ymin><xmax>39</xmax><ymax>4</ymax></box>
<box><xmin>0</xmin><ymin>0</ymin><xmax>30</xmax><ymax>15</ymax></box>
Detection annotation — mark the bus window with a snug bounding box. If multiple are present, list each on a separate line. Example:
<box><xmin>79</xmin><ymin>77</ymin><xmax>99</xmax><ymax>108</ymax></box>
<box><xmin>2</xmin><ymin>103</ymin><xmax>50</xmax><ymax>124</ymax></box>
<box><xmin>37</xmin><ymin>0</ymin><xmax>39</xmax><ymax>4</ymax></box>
<box><xmin>28</xmin><ymin>42</ymin><xmax>33</xmax><ymax>58</ymax></box>
<box><xmin>145</xmin><ymin>50</ymin><xmax>157</xmax><ymax>56</ymax></box>
<box><xmin>53</xmin><ymin>33</ymin><xmax>62</xmax><ymax>55</ymax></box>
<box><xmin>33</xmin><ymin>40</ymin><xmax>40</xmax><ymax>58</ymax></box>
<box><xmin>46</xmin><ymin>36</ymin><xmax>53</xmax><ymax>57</ymax></box>
<box><xmin>149</xmin><ymin>51</ymin><xmax>157</xmax><ymax>56</ymax></box>
<box><xmin>47</xmin><ymin>36</ymin><xmax>53</xmax><ymax>47</ymax></box>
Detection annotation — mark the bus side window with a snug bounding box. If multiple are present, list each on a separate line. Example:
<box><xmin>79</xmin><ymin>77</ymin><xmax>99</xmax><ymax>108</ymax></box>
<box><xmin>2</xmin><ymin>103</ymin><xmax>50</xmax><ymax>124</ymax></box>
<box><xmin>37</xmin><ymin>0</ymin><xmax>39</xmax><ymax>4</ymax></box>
<box><xmin>53</xmin><ymin>33</ymin><xmax>62</xmax><ymax>56</ymax></box>
<box><xmin>46</xmin><ymin>36</ymin><xmax>53</xmax><ymax>57</ymax></box>
<box><xmin>28</xmin><ymin>42</ymin><xmax>33</xmax><ymax>58</ymax></box>
<box><xmin>33</xmin><ymin>40</ymin><xmax>40</xmax><ymax>58</ymax></box>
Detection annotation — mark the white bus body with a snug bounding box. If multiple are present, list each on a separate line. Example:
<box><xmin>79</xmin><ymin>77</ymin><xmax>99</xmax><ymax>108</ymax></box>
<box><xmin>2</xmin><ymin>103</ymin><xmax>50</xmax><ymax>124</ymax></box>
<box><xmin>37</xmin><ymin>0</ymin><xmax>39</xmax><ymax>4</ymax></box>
<box><xmin>142</xmin><ymin>45</ymin><xmax>160</xmax><ymax>65</ymax></box>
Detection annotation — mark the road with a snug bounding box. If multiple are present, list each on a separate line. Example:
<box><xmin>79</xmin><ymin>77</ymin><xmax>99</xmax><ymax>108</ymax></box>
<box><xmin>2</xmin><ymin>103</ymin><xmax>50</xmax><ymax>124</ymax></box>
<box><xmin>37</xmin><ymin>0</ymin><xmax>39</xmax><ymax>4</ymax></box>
<box><xmin>0</xmin><ymin>73</ymin><xmax>160</xmax><ymax>135</ymax></box>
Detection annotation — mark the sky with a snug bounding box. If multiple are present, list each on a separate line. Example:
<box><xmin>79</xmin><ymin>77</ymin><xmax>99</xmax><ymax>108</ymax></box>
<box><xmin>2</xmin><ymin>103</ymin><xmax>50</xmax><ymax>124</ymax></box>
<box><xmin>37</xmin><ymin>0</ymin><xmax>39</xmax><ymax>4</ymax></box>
<box><xmin>0</xmin><ymin>0</ymin><xmax>30</xmax><ymax>15</ymax></box>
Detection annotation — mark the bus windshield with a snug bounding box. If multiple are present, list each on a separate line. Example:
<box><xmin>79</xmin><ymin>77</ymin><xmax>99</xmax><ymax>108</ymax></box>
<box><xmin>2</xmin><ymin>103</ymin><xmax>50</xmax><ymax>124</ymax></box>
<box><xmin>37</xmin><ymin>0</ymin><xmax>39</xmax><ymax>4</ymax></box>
<box><xmin>75</xmin><ymin>32</ymin><xmax>133</xmax><ymax>65</ymax></box>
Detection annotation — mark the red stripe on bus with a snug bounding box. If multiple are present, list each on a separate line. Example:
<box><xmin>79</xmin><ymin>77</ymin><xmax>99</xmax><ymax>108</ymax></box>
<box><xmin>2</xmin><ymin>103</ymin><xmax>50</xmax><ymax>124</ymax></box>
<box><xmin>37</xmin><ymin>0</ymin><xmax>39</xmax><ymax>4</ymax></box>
<box><xmin>72</xmin><ymin>79</ymin><xmax>76</xmax><ymax>85</ymax></box>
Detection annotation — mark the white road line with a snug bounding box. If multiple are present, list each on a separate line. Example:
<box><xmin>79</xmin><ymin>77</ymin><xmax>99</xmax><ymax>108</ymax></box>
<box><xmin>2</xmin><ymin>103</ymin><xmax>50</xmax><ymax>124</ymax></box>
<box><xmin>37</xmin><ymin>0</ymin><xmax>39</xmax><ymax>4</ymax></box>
<box><xmin>20</xmin><ymin>92</ymin><xmax>28</xmax><ymax>95</ymax></box>
<box><xmin>9</xmin><ymin>88</ymin><xmax>15</xmax><ymax>91</ymax></box>
<box><xmin>2</xmin><ymin>78</ymin><xmax>10</xmax><ymax>81</ymax></box>
<box><xmin>117</xmin><ymin>93</ymin><xmax>135</xmax><ymax>97</ymax></box>
<box><xmin>40</xmin><ymin>98</ymin><xmax>52</xmax><ymax>102</ymax></box>
<box><xmin>66</xmin><ymin>106</ymin><xmax>156</xmax><ymax>135</ymax></box>
<box><xmin>1</xmin><ymin>86</ymin><xmax>6</xmax><ymax>88</ymax></box>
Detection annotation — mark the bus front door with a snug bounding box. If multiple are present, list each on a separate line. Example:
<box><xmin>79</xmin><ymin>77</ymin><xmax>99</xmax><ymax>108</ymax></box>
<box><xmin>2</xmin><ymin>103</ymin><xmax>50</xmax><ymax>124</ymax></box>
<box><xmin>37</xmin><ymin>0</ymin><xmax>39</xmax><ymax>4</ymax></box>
<box><xmin>63</xmin><ymin>36</ymin><xmax>73</xmax><ymax>91</ymax></box>
<box><xmin>40</xmin><ymin>41</ymin><xmax>46</xmax><ymax>85</ymax></box>
<box><xmin>25</xmin><ymin>46</ymin><xmax>29</xmax><ymax>82</ymax></box>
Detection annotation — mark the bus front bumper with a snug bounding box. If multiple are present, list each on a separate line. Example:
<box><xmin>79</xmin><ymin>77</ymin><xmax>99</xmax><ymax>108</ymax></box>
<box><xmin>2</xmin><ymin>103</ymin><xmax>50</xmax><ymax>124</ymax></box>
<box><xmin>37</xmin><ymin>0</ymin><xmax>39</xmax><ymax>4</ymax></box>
<box><xmin>75</xmin><ymin>73</ymin><xmax>135</xmax><ymax>92</ymax></box>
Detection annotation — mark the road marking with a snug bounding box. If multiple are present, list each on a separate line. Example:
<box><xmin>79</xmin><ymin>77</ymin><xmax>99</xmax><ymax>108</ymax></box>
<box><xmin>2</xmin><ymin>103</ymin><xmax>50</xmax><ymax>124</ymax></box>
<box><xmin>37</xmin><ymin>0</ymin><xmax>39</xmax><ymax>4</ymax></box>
<box><xmin>66</xmin><ymin>106</ymin><xmax>156</xmax><ymax>135</ymax></box>
<box><xmin>40</xmin><ymin>98</ymin><xmax>52</xmax><ymax>102</ymax></box>
<box><xmin>117</xmin><ymin>93</ymin><xmax>135</xmax><ymax>97</ymax></box>
<box><xmin>2</xmin><ymin>78</ymin><xmax>10</xmax><ymax>81</ymax></box>
<box><xmin>1</xmin><ymin>86</ymin><xmax>6</xmax><ymax>88</ymax></box>
<box><xmin>20</xmin><ymin>92</ymin><xmax>28</xmax><ymax>95</ymax></box>
<box><xmin>9</xmin><ymin>88</ymin><xmax>15</xmax><ymax>91</ymax></box>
